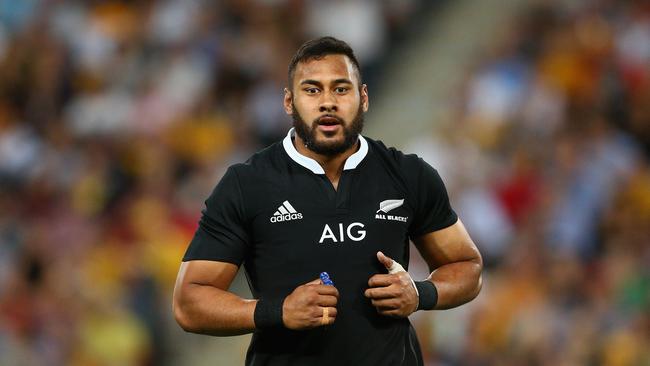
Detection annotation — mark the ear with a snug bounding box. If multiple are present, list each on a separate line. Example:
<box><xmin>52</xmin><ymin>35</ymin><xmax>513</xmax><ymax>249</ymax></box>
<box><xmin>360</xmin><ymin>84</ymin><xmax>369</xmax><ymax>112</ymax></box>
<box><xmin>283</xmin><ymin>88</ymin><xmax>293</xmax><ymax>115</ymax></box>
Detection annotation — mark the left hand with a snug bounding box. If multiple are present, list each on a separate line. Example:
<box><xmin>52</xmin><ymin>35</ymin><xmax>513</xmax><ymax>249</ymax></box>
<box><xmin>364</xmin><ymin>251</ymin><xmax>418</xmax><ymax>317</ymax></box>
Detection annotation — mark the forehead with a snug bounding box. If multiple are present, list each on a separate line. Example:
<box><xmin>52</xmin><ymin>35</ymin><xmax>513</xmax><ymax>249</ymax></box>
<box><xmin>293</xmin><ymin>54</ymin><xmax>359</xmax><ymax>87</ymax></box>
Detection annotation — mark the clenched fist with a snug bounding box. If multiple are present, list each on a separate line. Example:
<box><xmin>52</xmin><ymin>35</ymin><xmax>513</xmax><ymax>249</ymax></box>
<box><xmin>364</xmin><ymin>251</ymin><xmax>418</xmax><ymax>317</ymax></box>
<box><xmin>282</xmin><ymin>277</ymin><xmax>339</xmax><ymax>330</ymax></box>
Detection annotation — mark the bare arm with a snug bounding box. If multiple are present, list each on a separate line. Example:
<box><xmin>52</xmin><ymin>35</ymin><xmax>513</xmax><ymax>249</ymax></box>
<box><xmin>172</xmin><ymin>260</ymin><xmax>256</xmax><ymax>336</ymax></box>
<box><xmin>173</xmin><ymin>260</ymin><xmax>340</xmax><ymax>336</ymax></box>
<box><xmin>413</xmin><ymin>219</ymin><xmax>483</xmax><ymax>309</ymax></box>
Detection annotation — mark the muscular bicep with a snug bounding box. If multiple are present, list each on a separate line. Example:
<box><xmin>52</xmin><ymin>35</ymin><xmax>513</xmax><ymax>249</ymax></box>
<box><xmin>412</xmin><ymin>219</ymin><xmax>482</xmax><ymax>272</ymax></box>
<box><xmin>174</xmin><ymin>260</ymin><xmax>239</xmax><ymax>297</ymax></box>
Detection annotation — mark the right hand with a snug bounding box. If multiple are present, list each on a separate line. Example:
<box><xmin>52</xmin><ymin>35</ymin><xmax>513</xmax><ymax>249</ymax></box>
<box><xmin>282</xmin><ymin>278</ymin><xmax>339</xmax><ymax>330</ymax></box>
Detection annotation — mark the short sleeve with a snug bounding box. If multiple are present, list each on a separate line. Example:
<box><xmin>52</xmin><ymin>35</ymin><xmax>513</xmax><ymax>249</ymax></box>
<box><xmin>183</xmin><ymin>167</ymin><xmax>250</xmax><ymax>265</ymax></box>
<box><xmin>408</xmin><ymin>159</ymin><xmax>458</xmax><ymax>239</ymax></box>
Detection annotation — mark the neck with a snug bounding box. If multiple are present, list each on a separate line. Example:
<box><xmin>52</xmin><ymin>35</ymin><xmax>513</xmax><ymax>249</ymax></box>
<box><xmin>293</xmin><ymin>133</ymin><xmax>359</xmax><ymax>186</ymax></box>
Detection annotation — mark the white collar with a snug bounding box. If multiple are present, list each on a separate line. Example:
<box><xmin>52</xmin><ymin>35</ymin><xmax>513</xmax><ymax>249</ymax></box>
<box><xmin>282</xmin><ymin>128</ymin><xmax>369</xmax><ymax>175</ymax></box>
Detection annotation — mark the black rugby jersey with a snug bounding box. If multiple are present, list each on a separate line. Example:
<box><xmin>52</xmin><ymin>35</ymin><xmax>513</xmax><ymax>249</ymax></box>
<box><xmin>183</xmin><ymin>128</ymin><xmax>458</xmax><ymax>366</ymax></box>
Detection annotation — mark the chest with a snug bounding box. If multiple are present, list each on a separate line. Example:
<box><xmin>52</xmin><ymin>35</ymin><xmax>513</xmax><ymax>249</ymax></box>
<box><xmin>241</xmin><ymin>168</ymin><xmax>414</xmax><ymax>293</ymax></box>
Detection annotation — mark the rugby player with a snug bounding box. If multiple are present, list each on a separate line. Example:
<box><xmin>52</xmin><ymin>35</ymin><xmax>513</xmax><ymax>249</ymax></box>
<box><xmin>173</xmin><ymin>36</ymin><xmax>482</xmax><ymax>365</ymax></box>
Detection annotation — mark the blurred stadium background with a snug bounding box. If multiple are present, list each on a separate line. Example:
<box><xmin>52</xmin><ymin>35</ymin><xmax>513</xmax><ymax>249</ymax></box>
<box><xmin>0</xmin><ymin>0</ymin><xmax>648</xmax><ymax>365</ymax></box>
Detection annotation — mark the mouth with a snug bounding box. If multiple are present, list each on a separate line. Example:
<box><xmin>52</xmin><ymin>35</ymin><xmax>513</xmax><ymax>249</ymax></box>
<box><xmin>316</xmin><ymin>116</ymin><xmax>342</xmax><ymax>133</ymax></box>
<box><xmin>317</xmin><ymin>115</ymin><xmax>342</xmax><ymax>126</ymax></box>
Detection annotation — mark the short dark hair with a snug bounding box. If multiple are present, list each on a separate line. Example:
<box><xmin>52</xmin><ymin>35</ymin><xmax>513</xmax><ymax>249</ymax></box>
<box><xmin>288</xmin><ymin>36</ymin><xmax>362</xmax><ymax>89</ymax></box>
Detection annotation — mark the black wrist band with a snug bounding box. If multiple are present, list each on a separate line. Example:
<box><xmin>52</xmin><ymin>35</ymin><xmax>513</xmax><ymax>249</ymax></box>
<box><xmin>254</xmin><ymin>298</ymin><xmax>284</xmax><ymax>329</ymax></box>
<box><xmin>414</xmin><ymin>281</ymin><xmax>438</xmax><ymax>311</ymax></box>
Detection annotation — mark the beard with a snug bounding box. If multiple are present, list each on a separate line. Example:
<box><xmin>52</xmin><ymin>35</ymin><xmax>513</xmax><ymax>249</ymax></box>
<box><xmin>292</xmin><ymin>102</ymin><xmax>364</xmax><ymax>156</ymax></box>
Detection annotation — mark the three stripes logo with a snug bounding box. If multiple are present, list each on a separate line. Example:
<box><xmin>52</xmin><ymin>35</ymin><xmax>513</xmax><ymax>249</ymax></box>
<box><xmin>270</xmin><ymin>200</ymin><xmax>303</xmax><ymax>223</ymax></box>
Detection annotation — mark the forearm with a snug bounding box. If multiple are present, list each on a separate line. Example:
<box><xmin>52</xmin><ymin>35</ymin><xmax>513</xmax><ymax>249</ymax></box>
<box><xmin>173</xmin><ymin>283</ymin><xmax>257</xmax><ymax>336</ymax></box>
<box><xmin>427</xmin><ymin>259</ymin><xmax>482</xmax><ymax>310</ymax></box>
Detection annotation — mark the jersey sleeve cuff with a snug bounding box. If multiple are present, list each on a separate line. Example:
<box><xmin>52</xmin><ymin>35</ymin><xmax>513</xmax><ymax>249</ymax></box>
<box><xmin>409</xmin><ymin>214</ymin><xmax>458</xmax><ymax>241</ymax></box>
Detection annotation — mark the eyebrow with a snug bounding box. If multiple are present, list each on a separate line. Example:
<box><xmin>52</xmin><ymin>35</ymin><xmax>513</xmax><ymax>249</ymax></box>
<box><xmin>299</xmin><ymin>78</ymin><xmax>354</xmax><ymax>87</ymax></box>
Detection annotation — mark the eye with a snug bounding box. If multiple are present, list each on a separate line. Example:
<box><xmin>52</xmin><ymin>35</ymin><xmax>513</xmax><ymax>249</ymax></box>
<box><xmin>334</xmin><ymin>87</ymin><xmax>349</xmax><ymax>94</ymax></box>
<box><xmin>304</xmin><ymin>87</ymin><xmax>319</xmax><ymax>94</ymax></box>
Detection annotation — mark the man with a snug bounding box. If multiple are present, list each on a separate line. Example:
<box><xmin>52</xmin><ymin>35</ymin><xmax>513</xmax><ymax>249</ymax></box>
<box><xmin>173</xmin><ymin>37</ymin><xmax>482</xmax><ymax>365</ymax></box>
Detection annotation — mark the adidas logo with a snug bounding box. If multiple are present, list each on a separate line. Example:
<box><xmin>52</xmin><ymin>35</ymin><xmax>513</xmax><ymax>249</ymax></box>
<box><xmin>270</xmin><ymin>200</ymin><xmax>303</xmax><ymax>223</ymax></box>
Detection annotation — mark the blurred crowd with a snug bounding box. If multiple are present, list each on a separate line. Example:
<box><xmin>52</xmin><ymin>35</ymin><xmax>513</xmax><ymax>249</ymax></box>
<box><xmin>406</xmin><ymin>0</ymin><xmax>650</xmax><ymax>365</ymax></box>
<box><xmin>0</xmin><ymin>0</ymin><xmax>431</xmax><ymax>365</ymax></box>
<box><xmin>1</xmin><ymin>0</ymin><xmax>649</xmax><ymax>365</ymax></box>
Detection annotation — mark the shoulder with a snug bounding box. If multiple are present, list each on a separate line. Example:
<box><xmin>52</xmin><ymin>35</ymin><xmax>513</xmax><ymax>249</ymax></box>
<box><xmin>364</xmin><ymin>136</ymin><xmax>448</xmax><ymax>202</ymax></box>
<box><xmin>210</xmin><ymin>143</ymin><xmax>286</xmax><ymax>209</ymax></box>
<box><xmin>228</xmin><ymin>142</ymin><xmax>287</xmax><ymax>180</ymax></box>
<box><xmin>365</xmin><ymin>136</ymin><xmax>431</xmax><ymax>175</ymax></box>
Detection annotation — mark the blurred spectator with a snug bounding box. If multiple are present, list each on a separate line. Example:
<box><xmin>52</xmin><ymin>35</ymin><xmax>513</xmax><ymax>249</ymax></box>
<box><xmin>405</xmin><ymin>1</ymin><xmax>650</xmax><ymax>365</ymax></box>
<box><xmin>0</xmin><ymin>1</ymin><xmax>430</xmax><ymax>365</ymax></box>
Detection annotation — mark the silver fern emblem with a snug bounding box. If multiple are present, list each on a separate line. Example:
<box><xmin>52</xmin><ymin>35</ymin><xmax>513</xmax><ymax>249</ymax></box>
<box><xmin>377</xmin><ymin>199</ymin><xmax>404</xmax><ymax>213</ymax></box>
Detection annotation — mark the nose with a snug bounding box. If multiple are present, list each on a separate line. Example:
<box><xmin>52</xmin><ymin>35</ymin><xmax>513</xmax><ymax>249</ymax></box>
<box><xmin>319</xmin><ymin>104</ymin><xmax>337</xmax><ymax>113</ymax></box>
<box><xmin>319</xmin><ymin>93</ymin><xmax>338</xmax><ymax>113</ymax></box>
